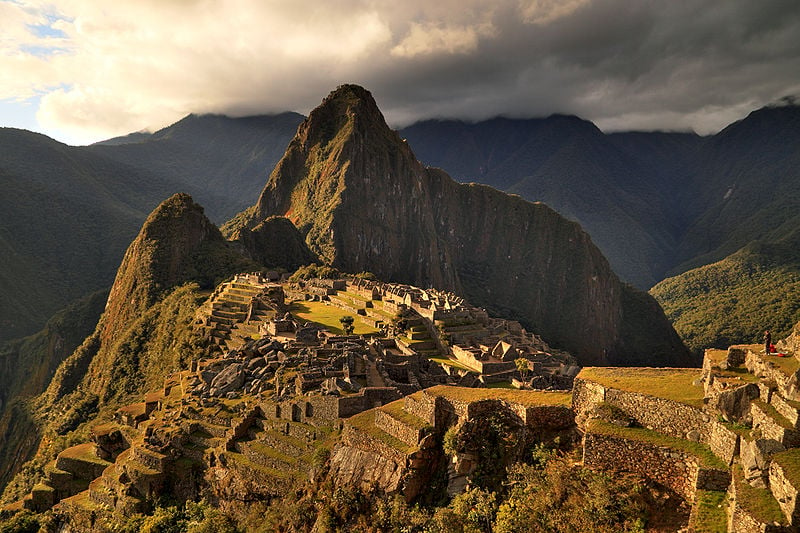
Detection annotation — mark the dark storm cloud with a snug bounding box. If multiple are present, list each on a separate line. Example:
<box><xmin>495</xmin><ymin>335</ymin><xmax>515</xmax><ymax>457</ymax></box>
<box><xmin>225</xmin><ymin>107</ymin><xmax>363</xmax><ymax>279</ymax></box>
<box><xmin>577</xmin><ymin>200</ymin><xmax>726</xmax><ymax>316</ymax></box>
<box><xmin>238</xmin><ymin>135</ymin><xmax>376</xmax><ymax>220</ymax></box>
<box><xmin>7</xmin><ymin>0</ymin><xmax>800</xmax><ymax>142</ymax></box>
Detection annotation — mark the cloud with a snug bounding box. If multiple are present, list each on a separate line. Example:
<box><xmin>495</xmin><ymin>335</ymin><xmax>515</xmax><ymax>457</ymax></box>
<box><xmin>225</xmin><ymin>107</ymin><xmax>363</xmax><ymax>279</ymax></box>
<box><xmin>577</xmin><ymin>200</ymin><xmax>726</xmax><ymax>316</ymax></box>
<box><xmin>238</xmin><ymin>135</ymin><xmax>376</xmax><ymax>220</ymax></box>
<box><xmin>1</xmin><ymin>0</ymin><xmax>799</xmax><ymax>143</ymax></box>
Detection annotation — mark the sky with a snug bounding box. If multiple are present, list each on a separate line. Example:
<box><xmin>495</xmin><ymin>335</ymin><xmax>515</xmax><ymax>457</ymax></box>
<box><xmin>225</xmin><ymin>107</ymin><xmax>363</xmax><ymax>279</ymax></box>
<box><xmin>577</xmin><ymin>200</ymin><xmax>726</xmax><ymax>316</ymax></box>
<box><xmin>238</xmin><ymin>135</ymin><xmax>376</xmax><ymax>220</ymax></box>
<box><xmin>1</xmin><ymin>0</ymin><xmax>799</xmax><ymax>146</ymax></box>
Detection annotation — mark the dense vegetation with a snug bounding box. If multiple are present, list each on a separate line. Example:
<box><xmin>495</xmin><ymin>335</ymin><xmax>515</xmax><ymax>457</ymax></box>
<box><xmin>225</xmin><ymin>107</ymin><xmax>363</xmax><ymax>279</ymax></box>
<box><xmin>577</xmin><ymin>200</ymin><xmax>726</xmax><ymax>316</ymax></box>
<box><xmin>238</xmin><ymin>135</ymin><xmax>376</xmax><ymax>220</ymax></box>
<box><xmin>1</xmin><ymin>444</ymin><xmax>654</xmax><ymax>533</ymax></box>
<box><xmin>0</xmin><ymin>290</ymin><xmax>108</xmax><ymax>491</ymax></box>
<box><xmin>652</xmin><ymin>238</ymin><xmax>800</xmax><ymax>352</ymax></box>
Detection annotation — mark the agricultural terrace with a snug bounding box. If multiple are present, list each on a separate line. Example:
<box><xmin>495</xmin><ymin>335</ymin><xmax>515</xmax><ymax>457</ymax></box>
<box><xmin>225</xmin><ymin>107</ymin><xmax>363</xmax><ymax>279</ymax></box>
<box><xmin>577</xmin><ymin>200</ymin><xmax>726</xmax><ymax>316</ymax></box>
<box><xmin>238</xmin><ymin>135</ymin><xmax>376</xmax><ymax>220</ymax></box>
<box><xmin>422</xmin><ymin>385</ymin><xmax>571</xmax><ymax>407</ymax></box>
<box><xmin>577</xmin><ymin>367</ymin><xmax>705</xmax><ymax>407</ymax></box>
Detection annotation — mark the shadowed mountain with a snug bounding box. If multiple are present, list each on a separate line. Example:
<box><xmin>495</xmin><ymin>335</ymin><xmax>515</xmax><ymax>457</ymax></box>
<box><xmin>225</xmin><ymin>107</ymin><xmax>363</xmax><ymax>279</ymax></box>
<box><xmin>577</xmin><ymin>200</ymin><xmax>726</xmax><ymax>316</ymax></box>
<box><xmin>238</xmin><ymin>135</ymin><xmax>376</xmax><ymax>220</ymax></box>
<box><xmin>90</xmin><ymin>112</ymin><xmax>305</xmax><ymax>223</ymax></box>
<box><xmin>229</xmin><ymin>84</ymin><xmax>691</xmax><ymax>367</ymax></box>
<box><xmin>0</xmin><ymin>128</ymin><xmax>182</xmax><ymax>342</ymax></box>
<box><xmin>0</xmin><ymin>114</ymin><xmax>301</xmax><ymax>342</ymax></box>
<box><xmin>399</xmin><ymin>118</ymin><xmax>704</xmax><ymax>289</ymax></box>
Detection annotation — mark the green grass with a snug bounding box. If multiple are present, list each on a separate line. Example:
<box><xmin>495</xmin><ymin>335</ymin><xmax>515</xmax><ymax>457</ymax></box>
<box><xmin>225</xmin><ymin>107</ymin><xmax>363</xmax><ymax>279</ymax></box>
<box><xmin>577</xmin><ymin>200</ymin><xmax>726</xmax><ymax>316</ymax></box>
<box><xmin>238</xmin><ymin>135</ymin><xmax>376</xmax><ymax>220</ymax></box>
<box><xmin>732</xmin><ymin>464</ymin><xmax>786</xmax><ymax>525</ymax></box>
<box><xmin>689</xmin><ymin>490</ymin><xmax>728</xmax><ymax>533</ymax></box>
<box><xmin>380</xmin><ymin>400</ymin><xmax>429</xmax><ymax>430</ymax></box>
<box><xmin>486</xmin><ymin>381</ymin><xmax>515</xmax><ymax>389</ymax></box>
<box><xmin>753</xmin><ymin>399</ymin><xmax>794</xmax><ymax>429</ymax></box>
<box><xmin>705</xmin><ymin>349</ymin><xmax>728</xmax><ymax>365</ymax></box>
<box><xmin>223</xmin><ymin>451</ymin><xmax>294</xmax><ymax>480</ymax></box>
<box><xmin>290</xmin><ymin>301</ymin><xmax>378</xmax><ymax>335</ymax></box>
<box><xmin>760</xmin><ymin>352</ymin><xmax>800</xmax><ymax>377</ymax></box>
<box><xmin>428</xmin><ymin>356</ymin><xmax>475</xmax><ymax>372</ymax></box>
<box><xmin>771</xmin><ymin>448</ymin><xmax>800</xmax><ymax>488</ymax></box>
<box><xmin>346</xmin><ymin>411</ymin><xmax>415</xmax><ymax>454</ymax></box>
<box><xmin>577</xmin><ymin>367</ymin><xmax>705</xmax><ymax>407</ymax></box>
<box><xmin>587</xmin><ymin>420</ymin><xmax>728</xmax><ymax>470</ymax></box>
<box><xmin>244</xmin><ymin>441</ymin><xmax>299</xmax><ymax>465</ymax></box>
<box><xmin>59</xmin><ymin>443</ymin><xmax>110</xmax><ymax>466</ymax></box>
<box><xmin>422</xmin><ymin>385</ymin><xmax>572</xmax><ymax>407</ymax></box>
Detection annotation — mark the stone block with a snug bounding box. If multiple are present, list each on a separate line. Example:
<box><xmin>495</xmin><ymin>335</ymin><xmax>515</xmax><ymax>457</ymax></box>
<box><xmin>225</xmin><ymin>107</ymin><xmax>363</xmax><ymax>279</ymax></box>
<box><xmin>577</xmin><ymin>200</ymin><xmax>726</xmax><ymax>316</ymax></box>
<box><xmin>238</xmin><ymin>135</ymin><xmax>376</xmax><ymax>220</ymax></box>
<box><xmin>769</xmin><ymin>456</ymin><xmax>800</xmax><ymax>525</ymax></box>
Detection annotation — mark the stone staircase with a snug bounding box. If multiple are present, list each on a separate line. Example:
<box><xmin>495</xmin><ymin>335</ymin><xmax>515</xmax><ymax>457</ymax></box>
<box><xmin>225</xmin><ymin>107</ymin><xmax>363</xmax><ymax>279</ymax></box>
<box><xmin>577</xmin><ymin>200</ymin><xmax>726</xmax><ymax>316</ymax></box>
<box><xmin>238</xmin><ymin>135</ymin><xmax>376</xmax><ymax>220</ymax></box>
<box><xmin>201</xmin><ymin>276</ymin><xmax>279</xmax><ymax>350</ymax></box>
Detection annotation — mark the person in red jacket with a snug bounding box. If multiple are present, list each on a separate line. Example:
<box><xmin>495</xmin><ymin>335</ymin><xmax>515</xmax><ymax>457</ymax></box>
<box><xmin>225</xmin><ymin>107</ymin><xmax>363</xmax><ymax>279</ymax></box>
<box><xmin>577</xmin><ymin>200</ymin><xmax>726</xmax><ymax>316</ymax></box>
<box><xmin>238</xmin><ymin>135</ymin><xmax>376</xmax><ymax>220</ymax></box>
<box><xmin>765</xmin><ymin>330</ymin><xmax>772</xmax><ymax>354</ymax></box>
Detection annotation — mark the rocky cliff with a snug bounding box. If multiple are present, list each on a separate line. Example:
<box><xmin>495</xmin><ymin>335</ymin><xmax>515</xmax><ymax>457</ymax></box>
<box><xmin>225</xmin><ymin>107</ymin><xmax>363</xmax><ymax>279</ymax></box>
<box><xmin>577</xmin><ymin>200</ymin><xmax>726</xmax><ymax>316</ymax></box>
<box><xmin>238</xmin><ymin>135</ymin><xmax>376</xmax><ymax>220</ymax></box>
<box><xmin>231</xmin><ymin>85</ymin><xmax>690</xmax><ymax>366</ymax></box>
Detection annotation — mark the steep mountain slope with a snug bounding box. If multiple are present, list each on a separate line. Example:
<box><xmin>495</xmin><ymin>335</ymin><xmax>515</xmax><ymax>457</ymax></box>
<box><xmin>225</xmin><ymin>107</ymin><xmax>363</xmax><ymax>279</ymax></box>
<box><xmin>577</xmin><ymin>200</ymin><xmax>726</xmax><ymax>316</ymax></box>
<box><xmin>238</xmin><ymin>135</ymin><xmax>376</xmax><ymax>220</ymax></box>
<box><xmin>652</xmin><ymin>229</ymin><xmax>800</xmax><ymax>352</ymax></box>
<box><xmin>231</xmin><ymin>85</ymin><xmax>690</xmax><ymax>366</ymax></box>
<box><xmin>90</xmin><ymin>112</ymin><xmax>304</xmax><ymax>223</ymax></box>
<box><xmin>670</xmin><ymin>105</ymin><xmax>800</xmax><ymax>275</ymax></box>
<box><xmin>0</xmin><ymin>290</ymin><xmax>107</xmax><ymax>490</ymax></box>
<box><xmin>0</xmin><ymin>114</ymin><xmax>300</xmax><ymax>343</ymax></box>
<box><xmin>0</xmin><ymin>128</ymin><xmax>182</xmax><ymax>342</ymax></box>
<box><xmin>400</xmin><ymin>118</ymin><xmax>703</xmax><ymax>288</ymax></box>
<box><xmin>72</xmin><ymin>193</ymin><xmax>255</xmax><ymax>401</ymax></box>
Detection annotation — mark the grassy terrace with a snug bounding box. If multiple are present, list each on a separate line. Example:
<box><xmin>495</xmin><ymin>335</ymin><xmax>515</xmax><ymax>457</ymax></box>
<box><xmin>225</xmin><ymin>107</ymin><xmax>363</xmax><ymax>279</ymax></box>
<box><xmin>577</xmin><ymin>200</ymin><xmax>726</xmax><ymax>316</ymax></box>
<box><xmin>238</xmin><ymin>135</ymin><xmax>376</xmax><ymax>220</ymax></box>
<box><xmin>224</xmin><ymin>451</ymin><xmax>294</xmax><ymax>480</ymax></box>
<box><xmin>577</xmin><ymin>367</ymin><xmax>705</xmax><ymax>408</ymax></box>
<box><xmin>771</xmin><ymin>448</ymin><xmax>800</xmax><ymax>488</ymax></box>
<box><xmin>587</xmin><ymin>420</ymin><xmax>728</xmax><ymax>471</ymax></box>
<box><xmin>753</xmin><ymin>399</ymin><xmax>794</xmax><ymax>429</ymax></box>
<box><xmin>428</xmin><ymin>356</ymin><xmax>476</xmax><ymax>372</ymax></box>
<box><xmin>290</xmin><ymin>301</ymin><xmax>379</xmax><ymax>335</ymax></box>
<box><xmin>713</xmin><ymin>366</ymin><xmax>759</xmax><ymax>383</ymax></box>
<box><xmin>60</xmin><ymin>443</ymin><xmax>111</xmax><ymax>466</ymax></box>
<box><xmin>689</xmin><ymin>490</ymin><xmax>728</xmax><ymax>533</ymax></box>
<box><xmin>704</xmin><ymin>349</ymin><xmax>727</xmax><ymax>366</ymax></box>
<box><xmin>346</xmin><ymin>410</ymin><xmax>416</xmax><ymax>455</ymax></box>
<box><xmin>760</xmin><ymin>352</ymin><xmax>800</xmax><ymax>376</ymax></box>
<box><xmin>422</xmin><ymin>385</ymin><xmax>571</xmax><ymax>407</ymax></box>
<box><xmin>381</xmin><ymin>399</ymin><xmax>429</xmax><ymax>430</ymax></box>
<box><xmin>732</xmin><ymin>464</ymin><xmax>786</xmax><ymax>525</ymax></box>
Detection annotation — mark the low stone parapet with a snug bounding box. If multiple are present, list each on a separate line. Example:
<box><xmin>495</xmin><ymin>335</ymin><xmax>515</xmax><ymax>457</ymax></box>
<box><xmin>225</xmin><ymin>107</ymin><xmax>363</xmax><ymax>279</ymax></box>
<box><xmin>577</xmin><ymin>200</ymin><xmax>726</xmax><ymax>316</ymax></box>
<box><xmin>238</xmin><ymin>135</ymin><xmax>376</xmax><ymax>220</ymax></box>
<box><xmin>771</xmin><ymin>394</ymin><xmax>800</xmax><ymax>427</ymax></box>
<box><xmin>708</xmin><ymin>421</ymin><xmax>741</xmax><ymax>466</ymax></box>
<box><xmin>374</xmin><ymin>409</ymin><xmax>426</xmax><ymax>448</ymax></box>
<box><xmin>751</xmin><ymin>401</ymin><xmax>800</xmax><ymax>447</ymax></box>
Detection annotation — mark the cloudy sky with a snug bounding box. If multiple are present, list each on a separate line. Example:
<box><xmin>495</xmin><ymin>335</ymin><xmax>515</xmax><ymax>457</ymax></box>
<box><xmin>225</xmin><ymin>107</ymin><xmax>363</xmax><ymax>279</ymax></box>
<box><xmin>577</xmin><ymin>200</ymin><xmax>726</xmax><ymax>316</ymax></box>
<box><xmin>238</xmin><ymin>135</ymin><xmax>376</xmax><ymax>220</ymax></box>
<box><xmin>2</xmin><ymin>0</ymin><xmax>799</xmax><ymax>145</ymax></box>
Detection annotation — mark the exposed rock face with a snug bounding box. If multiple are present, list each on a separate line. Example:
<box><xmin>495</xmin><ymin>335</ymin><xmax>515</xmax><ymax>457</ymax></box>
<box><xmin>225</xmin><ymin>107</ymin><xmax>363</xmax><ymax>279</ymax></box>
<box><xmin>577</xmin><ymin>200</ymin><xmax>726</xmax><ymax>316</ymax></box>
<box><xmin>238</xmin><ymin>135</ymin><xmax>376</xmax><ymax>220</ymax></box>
<box><xmin>234</xmin><ymin>85</ymin><xmax>690</xmax><ymax>366</ymax></box>
<box><xmin>741</xmin><ymin>438</ymin><xmax>785</xmax><ymax>488</ymax></box>
<box><xmin>227</xmin><ymin>215</ymin><xmax>316</xmax><ymax>269</ymax></box>
<box><xmin>778</xmin><ymin>321</ymin><xmax>800</xmax><ymax>355</ymax></box>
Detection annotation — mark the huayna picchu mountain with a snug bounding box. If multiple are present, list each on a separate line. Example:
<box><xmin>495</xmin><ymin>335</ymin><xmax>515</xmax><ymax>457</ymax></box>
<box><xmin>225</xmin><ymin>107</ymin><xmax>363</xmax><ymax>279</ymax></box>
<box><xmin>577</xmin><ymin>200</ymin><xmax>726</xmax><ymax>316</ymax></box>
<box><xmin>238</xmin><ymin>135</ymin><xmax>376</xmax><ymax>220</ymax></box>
<box><xmin>227</xmin><ymin>84</ymin><xmax>690</xmax><ymax>367</ymax></box>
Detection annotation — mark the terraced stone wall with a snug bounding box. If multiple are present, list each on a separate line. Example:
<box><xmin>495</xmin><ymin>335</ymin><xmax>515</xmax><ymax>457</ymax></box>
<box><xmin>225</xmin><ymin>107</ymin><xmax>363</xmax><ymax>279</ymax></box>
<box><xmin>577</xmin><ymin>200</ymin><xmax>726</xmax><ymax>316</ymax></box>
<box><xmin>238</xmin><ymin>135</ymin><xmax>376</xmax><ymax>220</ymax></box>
<box><xmin>572</xmin><ymin>378</ymin><xmax>711</xmax><ymax>441</ymax></box>
<box><xmin>707</xmin><ymin>421</ymin><xmax>739</xmax><ymax>466</ymax></box>
<box><xmin>583</xmin><ymin>432</ymin><xmax>728</xmax><ymax>500</ymax></box>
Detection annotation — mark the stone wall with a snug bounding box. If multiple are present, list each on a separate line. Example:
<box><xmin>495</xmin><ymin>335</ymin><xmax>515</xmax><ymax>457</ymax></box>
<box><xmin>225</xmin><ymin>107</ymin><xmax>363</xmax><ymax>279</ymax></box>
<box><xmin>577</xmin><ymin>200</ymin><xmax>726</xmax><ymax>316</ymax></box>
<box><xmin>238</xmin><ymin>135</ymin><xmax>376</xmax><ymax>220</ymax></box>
<box><xmin>524</xmin><ymin>405</ymin><xmax>576</xmax><ymax>430</ymax></box>
<box><xmin>769</xmin><ymin>458</ymin><xmax>800</xmax><ymax>525</ymax></box>
<box><xmin>745</xmin><ymin>350</ymin><xmax>800</xmax><ymax>401</ymax></box>
<box><xmin>708</xmin><ymin>421</ymin><xmax>740</xmax><ymax>466</ymax></box>
<box><xmin>572</xmin><ymin>377</ymin><xmax>712</xmax><ymax>442</ymax></box>
<box><xmin>583</xmin><ymin>431</ymin><xmax>728</xmax><ymax>500</ymax></box>
<box><xmin>751</xmin><ymin>401</ymin><xmax>800</xmax><ymax>447</ymax></box>
<box><xmin>337</xmin><ymin>388</ymin><xmax>403</xmax><ymax>418</ymax></box>
<box><xmin>604</xmin><ymin>388</ymin><xmax>712</xmax><ymax>441</ymax></box>
<box><xmin>571</xmin><ymin>377</ymin><xmax>607</xmax><ymax>426</ymax></box>
<box><xmin>374</xmin><ymin>410</ymin><xmax>424</xmax><ymax>447</ymax></box>
<box><xmin>403</xmin><ymin>392</ymin><xmax>437</xmax><ymax>426</ymax></box>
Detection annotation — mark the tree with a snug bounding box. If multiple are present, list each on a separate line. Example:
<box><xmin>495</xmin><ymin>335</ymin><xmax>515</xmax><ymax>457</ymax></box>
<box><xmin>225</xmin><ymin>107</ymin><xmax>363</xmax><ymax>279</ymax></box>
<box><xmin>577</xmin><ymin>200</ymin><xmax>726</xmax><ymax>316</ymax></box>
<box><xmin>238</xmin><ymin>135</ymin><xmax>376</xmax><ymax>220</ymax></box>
<box><xmin>515</xmin><ymin>358</ymin><xmax>529</xmax><ymax>380</ymax></box>
<box><xmin>339</xmin><ymin>315</ymin><xmax>355</xmax><ymax>335</ymax></box>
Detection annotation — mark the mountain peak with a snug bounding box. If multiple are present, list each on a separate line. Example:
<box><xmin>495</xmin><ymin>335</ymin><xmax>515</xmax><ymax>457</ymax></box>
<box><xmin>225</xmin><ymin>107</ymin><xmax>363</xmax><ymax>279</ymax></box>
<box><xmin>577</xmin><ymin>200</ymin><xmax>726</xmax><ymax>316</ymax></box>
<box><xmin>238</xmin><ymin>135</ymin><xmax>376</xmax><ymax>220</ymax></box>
<box><xmin>233</xmin><ymin>85</ymin><xmax>690</xmax><ymax>366</ymax></box>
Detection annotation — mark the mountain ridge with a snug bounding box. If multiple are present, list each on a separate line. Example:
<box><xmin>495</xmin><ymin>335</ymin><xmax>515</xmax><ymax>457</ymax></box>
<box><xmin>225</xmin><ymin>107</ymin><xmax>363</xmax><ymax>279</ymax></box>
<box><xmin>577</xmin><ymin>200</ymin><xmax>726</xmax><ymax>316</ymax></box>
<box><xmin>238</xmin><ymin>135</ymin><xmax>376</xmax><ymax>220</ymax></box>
<box><xmin>231</xmin><ymin>84</ymin><xmax>690</xmax><ymax>366</ymax></box>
